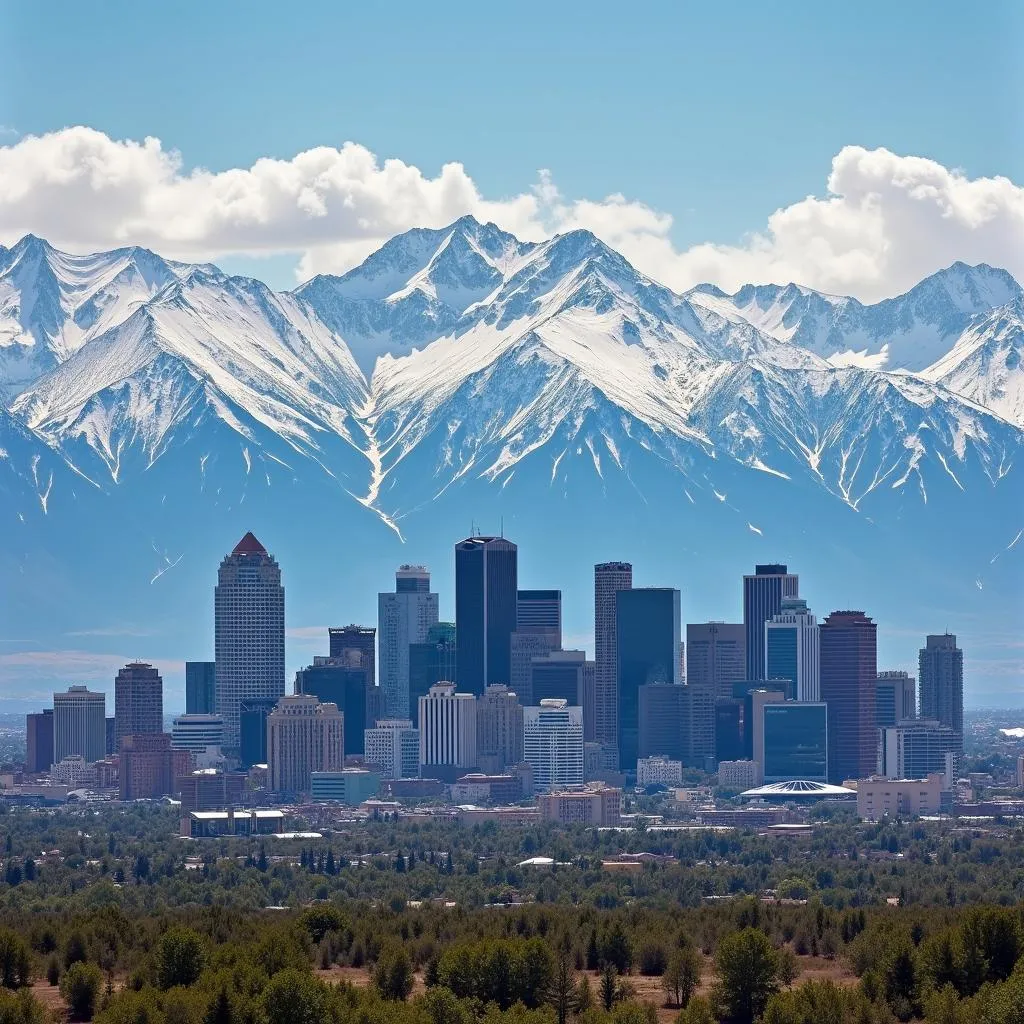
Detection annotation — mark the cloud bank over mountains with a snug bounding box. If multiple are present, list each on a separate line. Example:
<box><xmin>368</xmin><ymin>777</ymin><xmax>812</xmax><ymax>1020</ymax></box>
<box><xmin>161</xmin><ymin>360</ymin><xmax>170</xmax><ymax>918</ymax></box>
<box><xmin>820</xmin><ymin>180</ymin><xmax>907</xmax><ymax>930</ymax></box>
<box><xmin>0</xmin><ymin>127</ymin><xmax>1021</xmax><ymax>302</ymax></box>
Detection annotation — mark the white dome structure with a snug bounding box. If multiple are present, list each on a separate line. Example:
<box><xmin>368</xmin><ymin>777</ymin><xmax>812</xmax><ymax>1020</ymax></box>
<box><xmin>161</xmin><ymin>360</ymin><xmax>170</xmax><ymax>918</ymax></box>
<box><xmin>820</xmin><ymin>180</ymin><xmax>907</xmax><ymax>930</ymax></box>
<box><xmin>741</xmin><ymin>780</ymin><xmax>855</xmax><ymax>801</ymax></box>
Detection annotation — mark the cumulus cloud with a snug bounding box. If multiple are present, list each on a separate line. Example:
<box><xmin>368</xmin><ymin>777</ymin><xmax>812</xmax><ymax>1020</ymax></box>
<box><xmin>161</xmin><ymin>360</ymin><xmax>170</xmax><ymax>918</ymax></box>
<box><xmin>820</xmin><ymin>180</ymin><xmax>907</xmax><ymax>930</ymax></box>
<box><xmin>0</xmin><ymin>127</ymin><xmax>1021</xmax><ymax>301</ymax></box>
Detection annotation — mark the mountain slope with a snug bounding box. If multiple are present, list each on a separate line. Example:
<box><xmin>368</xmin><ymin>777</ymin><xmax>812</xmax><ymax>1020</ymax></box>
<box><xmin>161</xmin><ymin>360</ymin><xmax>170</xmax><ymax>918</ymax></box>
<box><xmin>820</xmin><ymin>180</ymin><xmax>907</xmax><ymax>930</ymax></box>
<box><xmin>921</xmin><ymin>300</ymin><xmax>1024</xmax><ymax>428</ymax></box>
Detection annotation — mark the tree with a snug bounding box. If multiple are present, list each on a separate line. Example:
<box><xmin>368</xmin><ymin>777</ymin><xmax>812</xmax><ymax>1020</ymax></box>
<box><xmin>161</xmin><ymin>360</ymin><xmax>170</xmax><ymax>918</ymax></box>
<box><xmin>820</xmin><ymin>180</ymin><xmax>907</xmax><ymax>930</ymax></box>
<box><xmin>545</xmin><ymin>949</ymin><xmax>580</xmax><ymax>1024</ymax></box>
<box><xmin>0</xmin><ymin>930</ymin><xmax>30</xmax><ymax>989</ymax></box>
<box><xmin>204</xmin><ymin>988</ymin><xmax>234</xmax><ymax>1024</ymax></box>
<box><xmin>261</xmin><ymin>969</ymin><xmax>331</xmax><ymax>1024</ymax></box>
<box><xmin>157</xmin><ymin>928</ymin><xmax>207</xmax><ymax>990</ymax></box>
<box><xmin>60</xmin><ymin>962</ymin><xmax>102</xmax><ymax>1022</ymax></box>
<box><xmin>63</xmin><ymin>934</ymin><xmax>87</xmax><ymax>971</ymax></box>
<box><xmin>46</xmin><ymin>958</ymin><xmax>59</xmax><ymax>988</ymax></box>
<box><xmin>675</xmin><ymin>995</ymin><xmax>716</xmax><ymax>1024</ymax></box>
<box><xmin>602</xmin><ymin>923</ymin><xmax>634</xmax><ymax>975</ymax></box>
<box><xmin>600</xmin><ymin>964</ymin><xmax>624</xmax><ymax>1011</ymax></box>
<box><xmin>373</xmin><ymin>944</ymin><xmax>414</xmax><ymax>1001</ymax></box>
<box><xmin>586</xmin><ymin>931</ymin><xmax>600</xmax><ymax>971</ymax></box>
<box><xmin>777</xmin><ymin>947</ymin><xmax>799</xmax><ymax>989</ymax></box>
<box><xmin>713</xmin><ymin>928</ymin><xmax>780</xmax><ymax>1024</ymax></box>
<box><xmin>663</xmin><ymin>945</ymin><xmax>702</xmax><ymax>1008</ymax></box>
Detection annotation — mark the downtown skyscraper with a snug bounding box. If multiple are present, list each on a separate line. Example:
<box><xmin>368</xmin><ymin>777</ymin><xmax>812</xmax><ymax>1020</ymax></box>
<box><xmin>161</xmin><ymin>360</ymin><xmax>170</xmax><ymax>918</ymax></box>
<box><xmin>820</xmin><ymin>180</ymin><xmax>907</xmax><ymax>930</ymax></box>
<box><xmin>455</xmin><ymin>536</ymin><xmax>517</xmax><ymax>695</ymax></box>
<box><xmin>919</xmin><ymin>633</ymin><xmax>964</xmax><ymax>752</ymax></box>
<box><xmin>765</xmin><ymin>596</ymin><xmax>821</xmax><ymax>701</ymax></box>
<box><xmin>820</xmin><ymin>610</ymin><xmax>877</xmax><ymax>783</ymax></box>
<box><xmin>114</xmin><ymin>661</ymin><xmax>164</xmax><ymax>751</ymax></box>
<box><xmin>743</xmin><ymin>564</ymin><xmax>799</xmax><ymax>681</ymax></box>
<box><xmin>214</xmin><ymin>532</ymin><xmax>285</xmax><ymax>751</ymax></box>
<box><xmin>378</xmin><ymin>565</ymin><xmax>439</xmax><ymax>719</ymax></box>
<box><xmin>594</xmin><ymin>561</ymin><xmax>632</xmax><ymax>753</ymax></box>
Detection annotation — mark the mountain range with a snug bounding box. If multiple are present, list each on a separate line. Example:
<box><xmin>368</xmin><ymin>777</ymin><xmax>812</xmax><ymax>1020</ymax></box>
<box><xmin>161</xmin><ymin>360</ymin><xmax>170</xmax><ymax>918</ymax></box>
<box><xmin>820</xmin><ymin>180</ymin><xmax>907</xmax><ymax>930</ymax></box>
<box><xmin>0</xmin><ymin>218</ymin><xmax>1021</xmax><ymax>706</ymax></box>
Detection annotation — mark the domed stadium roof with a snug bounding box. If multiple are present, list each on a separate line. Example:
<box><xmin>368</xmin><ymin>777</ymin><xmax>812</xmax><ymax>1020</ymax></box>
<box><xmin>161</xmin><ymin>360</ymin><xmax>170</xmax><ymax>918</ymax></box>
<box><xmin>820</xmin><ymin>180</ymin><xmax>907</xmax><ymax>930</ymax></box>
<box><xmin>741</xmin><ymin>780</ymin><xmax>856</xmax><ymax>800</ymax></box>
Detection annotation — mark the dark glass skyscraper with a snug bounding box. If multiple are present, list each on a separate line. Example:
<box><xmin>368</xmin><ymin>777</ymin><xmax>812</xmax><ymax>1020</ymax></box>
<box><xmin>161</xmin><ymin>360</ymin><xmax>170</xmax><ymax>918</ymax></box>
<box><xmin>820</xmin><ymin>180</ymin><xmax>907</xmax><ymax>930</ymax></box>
<box><xmin>919</xmin><ymin>634</ymin><xmax>963</xmax><ymax>751</ymax></box>
<box><xmin>455</xmin><ymin>536</ymin><xmax>517</xmax><ymax>694</ymax></box>
<box><xmin>594</xmin><ymin>562</ymin><xmax>633</xmax><ymax>750</ymax></box>
<box><xmin>328</xmin><ymin>625</ymin><xmax>377</xmax><ymax>686</ymax></box>
<box><xmin>638</xmin><ymin>682</ymin><xmax>686</xmax><ymax>762</ymax></box>
<box><xmin>185</xmin><ymin>661</ymin><xmax>216</xmax><ymax>715</ymax></box>
<box><xmin>239</xmin><ymin>697</ymin><xmax>278</xmax><ymax>768</ymax></box>
<box><xmin>743</xmin><ymin>564</ymin><xmax>798</xmax><ymax>681</ymax></box>
<box><xmin>762</xmin><ymin>703</ymin><xmax>828</xmax><ymax>782</ymax></box>
<box><xmin>409</xmin><ymin>622</ymin><xmax>456</xmax><ymax>725</ymax></box>
<box><xmin>516</xmin><ymin>590</ymin><xmax>562</xmax><ymax>636</ymax></box>
<box><xmin>820</xmin><ymin>610</ymin><xmax>877</xmax><ymax>783</ymax></box>
<box><xmin>616</xmin><ymin>588</ymin><xmax>681</xmax><ymax>769</ymax></box>
<box><xmin>295</xmin><ymin>658</ymin><xmax>370</xmax><ymax>756</ymax></box>
<box><xmin>215</xmin><ymin>532</ymin><xmax>285</xmax><ymax>751</ymax></box>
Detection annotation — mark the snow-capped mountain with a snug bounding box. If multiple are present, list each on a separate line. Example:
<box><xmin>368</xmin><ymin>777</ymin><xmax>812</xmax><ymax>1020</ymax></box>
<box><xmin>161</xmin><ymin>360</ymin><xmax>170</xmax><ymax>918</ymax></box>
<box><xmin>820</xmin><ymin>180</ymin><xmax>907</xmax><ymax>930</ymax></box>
<box><xmin>921</xmin><ymin>299</ymin><xmax>1024</xmax><ymax>428</ymax></box>
<box><xmin>0</xmin><ymin>219</ymin><xmax>1021</xmax><ymax>702</ymax></box>
<box><xmin>686</xmin><ymin>262</ymin><xmax>1022</xmax><ymax>372</ymax></box>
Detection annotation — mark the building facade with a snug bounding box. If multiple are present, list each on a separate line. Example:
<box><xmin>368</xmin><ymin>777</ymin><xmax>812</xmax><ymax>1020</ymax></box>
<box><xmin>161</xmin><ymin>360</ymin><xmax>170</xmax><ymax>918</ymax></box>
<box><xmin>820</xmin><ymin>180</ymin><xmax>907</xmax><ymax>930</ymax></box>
<box><xmin>876</xmin><ymin>671</ymin><xmax>917</xmax><ymax>728</ymax></box>
<box><xmin>310</xmin><ymin>768</ymin><xmax>380</xmax><ymax>804</ymax></box>
<box><xmin>637</xmin><ymin>756</ymin><xmax>683</xmax><ymax>786</ymax></box>
<box><xmin>743</xmin><ymin>564</ymin><xmax>799</xmax><ymax>681</ymax></box>
<box><xmin>516</xmin><ymin>590</ymin><xmax>562</xmax><ymax>636</ymax></box>
<box><xmin>171</xmin><ymin>714</ymin><xmax>225</xmax><ymax>756</ymax></box>
<box><xmin>364</xmin><ymin>719</ymin><xmax>420</xmax><ymax>779</ymax></box>
<box><xmin>214</xmin><ymin>532</ymin><xmax>285</xmax><ymax>750</ymax></box>
<box><xmin>26</xmin><ymin>710</ymin><xmax>54</xmax><ymax>773</ymax></box>
<box><xmin>239</xmin><ymin>697</ymin><xmax>277</xmax><ymax>767</ymax></box>
<box><xmin>114</xmin><ymin>661</ymin><xmax>163</xmax><ymax>751</ymax></box>
<box><xmin>820</xmin><ymin>610</ymin><xmax>878</xmax><ymax>783</ymax></box>
<box><xmin>881</xmin><ymin>719</ymin><xmax>960</xmax><ymax>781</ymax></box>
<box><xmin>616</xmin><ymin>588</ymin><xmax>680</xmax><ymax>769</ymax></box>
<box><xmin>418</xmin><ymin>682</ymin><xmax>478</xmax><ymax>774</ymax></box>
<box><xmin>761</xmin><ymin>702</ymin><xmax>828</xmax><ymax>783</ymax></box>
<box><xmin>120</xmin><ymin>733</ymin><xmax>191</xmax><ymax>801</ymax></box>
<box><xmin>765</xmin><ymin>597</ymin><xmax>820</xmax><ymax>702</ymax></box>
<box><xmin>530</xmin><ymin>650</ymin><xmax>586</xmax><ymax>705</ymax></box>
<box><xmin>594</xmin><ymin>562</ymin><xmax>633</xmax><ymax>753</ymax></box>
<box><xmin>857</xmin><ymin>773</ymin><xmax>947</xmax><ymax>821</ymax></box>
<box><xmin>524</xmin><ymin>699</ymin><xmax>584</xmax><ymax>790</ymax></box>
<box><xmin>475</xmin><ymin>684</ymin><xmax>524</xmax><ymax>774</ymax></box>
<box><xmin>718</xmin><ymin>760</ymin><xmax>760</xmax><ymax>790</ymax></box>
<box><xmin>455</xmin><ymin>536</ymin><xmax>518</xmax><ymax>694</ymax></box>
<box><xmin>266</xmin><ymin>695</ymin><xmax>345</xmax><ymax>795</ymax></box>
<box><xmin>409</xmin><ymin>622</ymin><xmax>456</xmax><ymax>726</ymax></box>
<box><xmin>638</xmin><ymin>682</ymin><xmax>686</xmax><ymax>762</ymax></box>
<box><xmin>53</xmin><ymin>686</ymin><xmax>106</xmax><ymax>764</ymax></box>
<box><xmin>537</xmin><ymin>784</ymin><xmax>621</xmax><ymax>826</ymax></box>
<box><xmin>378</xmin><ymin>566</ymin><xmax>439</xmax><ymax>720</ymax></box>
<box><xmin>919</xmin><ymin>634</ymin><xmax>963</xmax><ymax>752</ymax></box>
<box><xmin>686</xmin><ymin>622</ymin><xmax>745</xmax><ymax>700</ymax></box>
<box><xmin>185</xmin><ymin>661</ymin><xmax>216</xmax><ymax>715</ymax></box>
<box><xmin>295</xmin><ymin>657</ymin><xmax>371</xmax><ymax>756</ymax></box>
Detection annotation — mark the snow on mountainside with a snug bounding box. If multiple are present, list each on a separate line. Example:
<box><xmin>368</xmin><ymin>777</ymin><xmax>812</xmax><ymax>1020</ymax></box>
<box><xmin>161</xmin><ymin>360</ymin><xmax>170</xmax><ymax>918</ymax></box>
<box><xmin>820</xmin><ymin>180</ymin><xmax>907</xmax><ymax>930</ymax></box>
<box><xmin>687</xmin><ymin>262</ymin><xmax>1022</xmax><ymax>372</ymax></box>
<box><xmin>11</xmin><ymin>266</ymin><xmax>368</xmax><ymax>485</ymax></box>
<box><xmin>0</xmin><ymin>235</ymin><xmax>191</xmax><ymax>395</ymax></box>
<box><xmin>921</xmin><ymin>300</ymin><xmax>1024</xmax><ymax>428</ymax></box>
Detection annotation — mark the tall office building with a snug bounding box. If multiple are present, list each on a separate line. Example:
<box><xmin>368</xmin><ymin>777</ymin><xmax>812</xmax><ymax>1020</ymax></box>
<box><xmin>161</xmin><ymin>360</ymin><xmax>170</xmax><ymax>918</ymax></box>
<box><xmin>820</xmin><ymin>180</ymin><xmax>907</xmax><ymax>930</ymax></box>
<box><xmin>616</xmin><ymin>588</ymin><xmax>680</xmax><ymax>769</ymax></box>
<box><xmin>418</xmin><ymin>682</ymin><xmax>478</xmax><ymax>775</ymax></box>
<box><xmin>638</xmin><ymin>683</ymin><xmax>686</xmax><ymax>763</ymax></box>
<box><xmin>105</xmin><ymin>717</ymin><xmax>116</xmax><ymax>756</ymax></box>
<box><xmin>455</xmin><ymin>536</ymin><xmax>518</xmax><ymax>694</ymax></box>
<box><xmin>743</xmin><ymin>564</ymin><xmax>799</xmax><ymax>681</ymax></box>
<box><xmin>328</xmin><ymin>625</ymin><xmax>377</xmax><ymax>685</ymax></box>
<box><xmin>114</xmin><ymin>662</ymin><xmax>163</xmax><ymax>751</ymax></box>
<box><xmin>524</xmin><ymin>700</ymin><xmax>584</xmax><ymax>790</ymax></box>
<box><xmin>749</xmin><ymin>689</ymin><xmax>786</xmax><ymax>772</ymax></box>
<box><xmin>714</xmin><ymin>699</ymin><xmax>744</xmax><ymax>763</ymax></box>
<box><xmin>876</xmin><ymin>671</ymin><xmax>917</xmax><ymax>728</ymax></box>
<box><xmin>185</xmin><ymin>662</ymin><xmax>216</xmax><ymax>715</ymax></box>
<box><xmin>170</xmin><ymin>714</ymin><xmax>225</xmax><ymax>757</ymax></box>
<box><xmin>531</xmin><ymin>650</ymin><xmax>587</xmax><ymax>705</ymax></box>
<box><xmin>517</xmin><ymin>590</ymin><xmax>562</xmax><ymax>636</ymax></box>
<box><xmin>476</xmin><ymin>684</ymin><xmax>524</xmax><ymax>774</ymax></box>
<box><xmin>378</xmin><ymin>566</ymin><xmax>439</xmax><ymax>720</ymax></box>
<box><xmin>295</xmin><ymin>658</ymin><xmax>370</xmax><ymax>756</ymax></box>
<box><xmin>364</xmin><ymin>720</ymin><xmax>420</xmax><ymax>780</ymax></box>
<box><xmin>120</xmin><ymin>733</ymin><xmax>191</xmax><ymax>801</ymax></box>
<box><xmin>239</xmin><ymin>697</ymin><xmax>278</xmax><ymax>767</ymax></box>
<box><xmin>26</xmin><ymin>710</ymin><xmax>54</xmax><ymax>773</ymax></box>
<box><xmin>214</xmin><ymin>532</ymin><xmax>285</xmax><ymax>750</ymax></box>
<box><xmin>594</xmin><ymin>562</ymin><xmax>632</xmax><ymax>752</ymax></box>
<box><xmin>683</xmin><ymin>684</ymin><xmax>716</xmax><ymax>768</ymax></box>
<box><xmin>581</xmin><ymin>661</ymin><xmax>597</xmax><ymax>743</ymax></box>
<box><xmin>686</xmin><ymin>622</ymin><xmax>746</xmax><ymax>700</ymax></box>
<box><xmin>409</xmin><ymin>623</ymin><xmax>456</xmax><ymax>725</ymax></box>
<box><xmin>53</xmin><ymin>686</ymin><xmax>106</xmax><ymax>764</ymax></box>
<box><xmin>762</xmin><ymin>703</ymin><xmax>828</xmax><ymax>783</ymax></box>
<box><xmin>267</xmin><ymin>695</ymin><xmax>345</xmax><ymax>795</ymax></box>
<box><xmin>881</xmin><ymin>719</ymin><xmax>960</xmax><ymax>780</ymax></box>
<box><xmin>820</xmin><ymin>610</ymin><xmax>877</xmax><ymax>783</ymax></box>
<box><xmin>919</xmin><ymin>634</ymin><xmax>964</xmax><ymax>750</ymax></box>
<box><xmin>765</xmin><ymin>598</ymin><xmax>820</xmax><ymax>701</ymax></box>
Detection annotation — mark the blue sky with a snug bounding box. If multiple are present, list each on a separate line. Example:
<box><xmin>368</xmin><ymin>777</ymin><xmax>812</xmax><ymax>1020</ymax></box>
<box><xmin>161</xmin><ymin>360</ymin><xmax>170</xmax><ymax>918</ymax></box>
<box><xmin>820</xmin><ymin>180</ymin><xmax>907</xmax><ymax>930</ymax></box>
<box><xmin>2</xmin><ymin>0</ymin><xmax>1021</xmax><ymax>293</ymax></box>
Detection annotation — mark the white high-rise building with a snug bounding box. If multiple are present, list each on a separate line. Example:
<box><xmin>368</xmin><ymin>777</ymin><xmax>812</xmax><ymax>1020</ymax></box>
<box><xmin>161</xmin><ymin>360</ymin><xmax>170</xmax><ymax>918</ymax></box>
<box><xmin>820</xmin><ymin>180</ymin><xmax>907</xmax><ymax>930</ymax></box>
<box><xmin>524</xmin><ymin>699</ymin><xmax>584</xmax><ymax>790</ymax></box>
<box><xmin>215</xmin><ymin>532</ymin><xmax>285</xmax><ymax>751</ymax></box>
<box><xmin>765</xmin><ymin>597</ymin><xmax>820</xmax><ymax>702</ymax></box>
<box><xmin>53</xmin><ymin>686</ymin><xmax>106</xmax><ymax>764</ymax></box>
<box><xmin>418</xmin><ymin>683</ymin><xmax>477</xmax><ymax>773</ymax></box>
<box><xmin>378</xmin><ymin>566</ymin><xmax>439</xmax><ymax>720</ymax></box>
<box><xmin>267</xmin><ymin>695</ymin><xmax>344</xmax><ymax>795</ymax></box>
<box><xmin>171</xmin><ymin>714</ymin><xmax>225</xmax><ymax>754</ymax></box>
<box><xmin>364</xmin><ymin>719</ymin><xmax>420</xmax><ymax>779</ymax></box>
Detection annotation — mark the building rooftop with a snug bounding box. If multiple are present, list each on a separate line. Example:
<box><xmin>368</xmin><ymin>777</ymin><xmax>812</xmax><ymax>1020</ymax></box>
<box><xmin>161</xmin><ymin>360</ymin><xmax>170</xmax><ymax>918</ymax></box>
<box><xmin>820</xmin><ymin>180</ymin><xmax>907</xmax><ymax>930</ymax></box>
<box><xmin>741</xmin><ymin>780</ymin><xmax>856</xmax><ymax>799</ymax></box>
<box><xmin>232</xmin><ymin>531</ymin><xmax>268</xmax><ymax>556</ymax></box>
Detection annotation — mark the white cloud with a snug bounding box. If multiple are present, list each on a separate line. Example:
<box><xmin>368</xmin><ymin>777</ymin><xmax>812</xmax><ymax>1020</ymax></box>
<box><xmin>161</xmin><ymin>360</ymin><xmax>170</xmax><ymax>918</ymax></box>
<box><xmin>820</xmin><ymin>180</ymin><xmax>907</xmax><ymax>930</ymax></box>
<box><xmin>0</xmin><ymin>127</ymin><xmax>1021</xmax><ymax>301</ymax></box>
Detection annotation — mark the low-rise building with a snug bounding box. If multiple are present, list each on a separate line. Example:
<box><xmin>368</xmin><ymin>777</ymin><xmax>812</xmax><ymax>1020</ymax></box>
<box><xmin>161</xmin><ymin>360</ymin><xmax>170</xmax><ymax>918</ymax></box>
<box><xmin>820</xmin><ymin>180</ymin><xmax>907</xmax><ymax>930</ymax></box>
<box><xmin>176</xmin><ymin>770</ymin><xmax>247</xmax><ymax>814</ymax></box>
<box><xmin>450</xmin><ymin>773</ymin><xmax>523</xmax><ymax>804</ymax></box>
<box><xmin>637</xmin><ymin>756</ymin><xmax>683</xmax><ymax>787</ymax></box>
<box><xmin>310</xmin><ymin>768</ymin><xmax>380</xmax><ymax>805</ymax></box>
<box><xmin>857</xmin><ymin>773</ymin><xmax>948</xmax><ymax>821</ymax></box>
<box><xmin>537</xmin><ymin>784</ymin><xmax>621</xmax><ymax>826</ymax></box>
<box><xmin>456</xmin><ymin>805</ymin><xmax>539</xmax><ymax>826</ymax></box>
<box><xmin>718</xmin><ymin>759</ymin><xmax>759</xmax><ymax>790</ymax></box>
<box><xmin>182</xmin><ymin>808</ymin><xmax>285</xmax><ymax>838</ymax></box>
